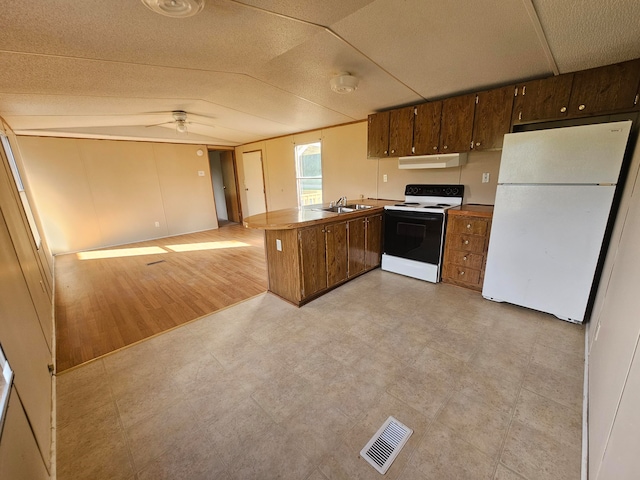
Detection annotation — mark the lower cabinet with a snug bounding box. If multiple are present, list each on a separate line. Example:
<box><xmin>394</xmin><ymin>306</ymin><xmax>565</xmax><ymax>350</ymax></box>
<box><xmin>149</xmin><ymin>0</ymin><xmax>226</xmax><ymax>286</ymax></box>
<box><xmin>265</xmin><ymin>212</ymin><xmax>382</xmax><ymax>305</ymax></box>
<box><xmin>442</xmin><ymin>206</ymin><xmax>493</xmax><ymax>291</ymax></box>
<box><xmin>347</xmin><ymin>213</ymin><xmax>382</xmax><ymax>278</ymax></box>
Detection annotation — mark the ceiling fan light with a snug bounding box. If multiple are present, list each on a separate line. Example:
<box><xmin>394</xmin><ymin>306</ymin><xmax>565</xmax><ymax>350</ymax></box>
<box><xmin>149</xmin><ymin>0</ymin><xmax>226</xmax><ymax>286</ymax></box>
<box><xmin>141</xmin><ymin>0</ymin><xmax>205</xmax><ymax>18</ymax></box>
<box><xmin>176</xmin><ymin>121</ymin><xmax>188</xmax><ymax>134</ymax></box>
<box><xmin>330</xmin><ymin>73</ymin><xmax>359</xmax><ymax>94</ymax></box>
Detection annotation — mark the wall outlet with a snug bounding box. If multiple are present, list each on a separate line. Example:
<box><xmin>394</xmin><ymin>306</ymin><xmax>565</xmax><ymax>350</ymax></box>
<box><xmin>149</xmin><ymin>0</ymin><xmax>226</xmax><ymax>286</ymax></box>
<box><xmin>154</xmin><ymin>221</ymin><xmax>160</xmax><ymax>228</ymax></box>
<box><xmin>383</xmin><ymin>174</ymin><xmax>388</xmax><ymax>183</ymax></box>
<box><xmin>276</xmin><ymin>239</ymin><xmax>282</xmax><ymax>251</ymax></box>
<box><xmin>198</xmin><ymin>170</ymin><xmax>205</xmax><ymax>177</ymax></box>
<box><xmin>482</xmin><ymin>172</ymin><xmax>490</xmax><ymax>183</ymax></box>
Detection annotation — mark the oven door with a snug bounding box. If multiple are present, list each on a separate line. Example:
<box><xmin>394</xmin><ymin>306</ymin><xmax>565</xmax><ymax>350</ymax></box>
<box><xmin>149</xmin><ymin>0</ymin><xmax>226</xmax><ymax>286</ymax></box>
<box><xmin>383</xmin><ymin>209</ymin><xmax>444</xmax><ymax>264</ymax></box>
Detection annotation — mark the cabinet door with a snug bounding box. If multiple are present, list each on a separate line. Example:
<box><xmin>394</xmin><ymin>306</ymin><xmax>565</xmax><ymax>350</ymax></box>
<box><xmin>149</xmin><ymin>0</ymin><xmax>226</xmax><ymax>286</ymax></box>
<box><xmin>388</xmin><ymin>106</ymin><xmax>415</xmax><ymax>157</ymax></box>
<box><xmin>325</xmin><ymin>222</ymin><xmax>348</xmax><ymax>287</ymax></box>
<box><xmin>347</xmin><ymin>218</ymin><xmax>366</xmax><ymax>277</ymax></box>
<box><xmin>0</xmin><ymin>387</ymin><xmax>50</xmax><ymax>480</ymax></box>
<box><xmin>440</xmin><ymin>93</ymin><xmax>476</xmax><ymax>153</ymax></box>
<box><xmin>413</xmin><ymin>101</ymin><xmax>442</xmax><ymax>155</ymax></box>
<box><xmin>367</xmin><ymin>112</ymin><xmax>390</xmax><ymax>158</ymax></box>
<box><xmin>568</xmin><ymin>59</ymin><xmax>640</xmax><ymax>116</ymax></box>
<box><xmin>514</xmin><ymin>74</ymin><xmax>574</xmax><ymax>123</ymax></box>
<box><xmin>299</xmin><ymin>226</ymin><xmax>327</xmax><ymax>298</ymax></box>
<box><xmin>472</xmin><ymin>86</ymin><xmax>514</xmax><ymax>150</ymax></box>
<box><xmin>365</xmin><ymin>214</ymin><xmax>383</xmax><ymax>269</ymax></box>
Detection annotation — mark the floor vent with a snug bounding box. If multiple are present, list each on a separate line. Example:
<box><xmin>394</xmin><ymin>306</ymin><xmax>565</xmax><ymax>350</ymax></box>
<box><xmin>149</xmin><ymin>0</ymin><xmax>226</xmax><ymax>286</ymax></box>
<box><xmin>360</xmin><ymin>416</ymin><xmax>413</xmax><ymax>474</ymax></box>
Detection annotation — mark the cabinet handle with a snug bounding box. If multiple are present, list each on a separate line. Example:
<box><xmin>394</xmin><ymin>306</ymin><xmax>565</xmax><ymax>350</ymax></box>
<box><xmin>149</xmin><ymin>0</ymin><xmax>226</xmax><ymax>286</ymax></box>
<box><xmin>475</xmin><ymin>142</ymin><xmax>481</xmax><ymax>147</ymax></box>
<box><xmin>384</xmin><ymin>150</ymin><xmax>388</xmax><ymax>155</ymax></box>
<box><xmin>391</xmin><ymin>149</ymin><xmax>395</xmax><ymax>154</ymax></box>
<box><xmin>522</xmin><ymin>86</ymin><xmax>526</xmax><ymax>95</ymax></box>
<box><xmin>518</xmin><ymin>111</ymin><xmax>522</xmax><ymax>121</ymax></box>
<box><xmin>463</xmin><ymin>256</ymin><xmax>468</xmax><ymax>261</ymax></box>
<box><xmin>443</xmin><ymin>145</ymin><xmax>448</xmax><ymax>150</ymax></box>
<box><xmin>466</xmin><ymin>224</ymin><xmax>471</xmax><ymax>229</ymax></box>
<box><xmin>560</xmin><ymin>106</ymin><xmax>567</xmax><ymax>113</ymax></box>
<box><xmin>460</xmin><ymin>271</ymin><xmax>465</xmax><ymax>276</ymax></box>
<box><xmin>635</xmin><ymin>94</ymin><xmax>639</xmax><ymax>106</ymax></box>
<box><xmin>464</xmin><ymin>240</ymin><xmax>469</xmax><ymax>245</ymax></box>
<box><xmin>432</xmin><ymin>146</ymin><xmax>438</xmax><ymax>151</ymax></box>
<box><xmin>578</xmin><ymin>104</ymin><xmax>586</xmax><ymax>111</ymax></box>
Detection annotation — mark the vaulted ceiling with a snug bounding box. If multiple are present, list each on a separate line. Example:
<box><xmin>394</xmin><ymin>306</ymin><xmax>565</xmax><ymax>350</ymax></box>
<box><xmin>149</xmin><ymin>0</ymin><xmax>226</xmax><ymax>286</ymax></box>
<box><xmin>0</xmin><ymin>0</ymin><xmax>639</xmax><ymax>146</ymax></box>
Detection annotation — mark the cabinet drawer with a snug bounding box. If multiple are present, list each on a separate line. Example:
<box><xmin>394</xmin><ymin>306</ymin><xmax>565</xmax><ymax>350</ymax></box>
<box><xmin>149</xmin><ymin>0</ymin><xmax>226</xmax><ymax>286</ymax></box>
<box><xmin>447</xmin><ymin>250</ymin><xmax>484</xmax><ymax>270</ymax></box>
<box><xmin>448</xmin><ymin>234</ymin><xmax>486</xmax><ymax>253</ymax></box>
<box><xmin>449</xmin><ymin>217</ymin><xmax>488</xmax><ymax>236</ymax></box>
<box><xmin>443</xmin><ymin>264</ymin><xmax>481</xmax><ymax>286</ymax></box>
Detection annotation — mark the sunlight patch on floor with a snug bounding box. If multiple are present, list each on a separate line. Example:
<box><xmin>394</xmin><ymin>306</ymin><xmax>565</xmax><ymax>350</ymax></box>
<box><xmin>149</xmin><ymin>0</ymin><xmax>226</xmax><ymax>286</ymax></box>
<box><xmin>76</xmin><ymin>246</ymin><xmax>167</xmax><ymax>260</ymax></box>
<box><xmin>164</xmin><ymin>241</ymin><xmax>250</xmax><ymax>252</ymax></box>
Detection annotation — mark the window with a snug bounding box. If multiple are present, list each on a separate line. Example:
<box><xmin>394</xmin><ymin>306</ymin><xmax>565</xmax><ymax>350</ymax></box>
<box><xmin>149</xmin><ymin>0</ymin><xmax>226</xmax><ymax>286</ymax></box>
<box><xmin>1</xmin><ymin>135</ymin><xmax>42</xmax><ymax>249</ymax></box>
<box><xmin>294</xmin><ymin>142</ymin><xmax>322</xmax><ymax>207</ymax></box>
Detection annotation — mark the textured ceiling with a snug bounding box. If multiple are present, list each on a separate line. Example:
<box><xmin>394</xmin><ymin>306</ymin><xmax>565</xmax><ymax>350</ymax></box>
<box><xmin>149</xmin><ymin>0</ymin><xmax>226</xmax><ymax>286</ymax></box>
<box><xmin>0</xmin><ymin>0</ymin><xmax>638</xmax><ymax>146</ymax></box>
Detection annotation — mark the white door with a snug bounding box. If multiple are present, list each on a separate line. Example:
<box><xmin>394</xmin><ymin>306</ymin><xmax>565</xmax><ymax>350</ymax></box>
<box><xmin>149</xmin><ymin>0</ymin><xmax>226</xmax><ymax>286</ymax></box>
<box><xmin>242</xmin><ymin>151</ymin><xmax>266</xmax><ymax>217</ymax></box>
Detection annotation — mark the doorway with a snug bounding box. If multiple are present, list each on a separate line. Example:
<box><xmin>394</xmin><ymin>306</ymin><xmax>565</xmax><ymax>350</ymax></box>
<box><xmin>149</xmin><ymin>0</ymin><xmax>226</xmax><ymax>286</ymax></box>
<box><xmin>208</xmin><ymin>149</ymin><xmax>241</xmax><ymax>224</ymax></box>
<box><xmin>242</xmin><ymin>150</ymin><xmax>267</xmax><ymax>216</ymax></box>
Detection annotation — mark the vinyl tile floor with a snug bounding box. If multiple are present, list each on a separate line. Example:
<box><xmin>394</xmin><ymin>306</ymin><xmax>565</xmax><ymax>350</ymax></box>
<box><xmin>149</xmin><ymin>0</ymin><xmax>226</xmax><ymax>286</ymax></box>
<box><xmin>56</xmin><ymin>270</ymin><xmax>585</xmax><ymax>480</ymax></box>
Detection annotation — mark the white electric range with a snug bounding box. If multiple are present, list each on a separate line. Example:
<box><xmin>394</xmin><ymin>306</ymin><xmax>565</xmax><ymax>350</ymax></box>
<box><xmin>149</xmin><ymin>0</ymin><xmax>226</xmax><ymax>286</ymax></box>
<box><xmin>382</xmin><ymin>184</ymin><xmax>464</xmax><ymax>282</ymax></box>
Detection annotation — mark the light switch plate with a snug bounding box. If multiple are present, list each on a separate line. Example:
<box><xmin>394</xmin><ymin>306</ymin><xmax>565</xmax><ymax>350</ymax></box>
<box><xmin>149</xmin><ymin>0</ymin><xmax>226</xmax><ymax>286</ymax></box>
<box><xmin>482</xmin><ymin>172</ymin><xmax>490</xmax><ymax>183</ymax></box>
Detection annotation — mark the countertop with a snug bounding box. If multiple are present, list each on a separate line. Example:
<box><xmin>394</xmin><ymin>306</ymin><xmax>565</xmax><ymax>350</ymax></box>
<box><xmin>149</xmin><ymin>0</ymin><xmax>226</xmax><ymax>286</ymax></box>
<box><xmin>447</xmin><ymin>204</ymin><xmax>494</xmax><ymax>218</ymax></box>
<box><xmin>244</xmin><ymin>199</ymin><xmax>397</xmax><ymax>230</ymax></box>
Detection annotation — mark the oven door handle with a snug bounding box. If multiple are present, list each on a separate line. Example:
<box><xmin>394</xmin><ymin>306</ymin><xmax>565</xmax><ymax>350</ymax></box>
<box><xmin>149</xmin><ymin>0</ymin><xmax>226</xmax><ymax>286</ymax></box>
<box><xmin>384</xmin><ymin>210</ymin><xmax>444</xmax><ymax>221</ymax></box>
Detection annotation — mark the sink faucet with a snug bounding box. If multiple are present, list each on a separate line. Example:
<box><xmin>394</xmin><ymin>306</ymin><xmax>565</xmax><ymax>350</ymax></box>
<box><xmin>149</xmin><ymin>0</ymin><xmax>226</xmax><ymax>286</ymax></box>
<box><xmin>336</xmin><ymin>196</ymin><xmax>347</xmax><ymax>206</ymax></box>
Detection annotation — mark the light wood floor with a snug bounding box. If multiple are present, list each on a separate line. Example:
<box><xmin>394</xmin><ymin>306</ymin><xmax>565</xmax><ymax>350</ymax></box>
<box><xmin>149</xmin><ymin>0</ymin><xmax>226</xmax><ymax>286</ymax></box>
<box><xmin>54</xmin><ymin>223</ymin><xmax>267</xmax><ymax>371</ymax></box>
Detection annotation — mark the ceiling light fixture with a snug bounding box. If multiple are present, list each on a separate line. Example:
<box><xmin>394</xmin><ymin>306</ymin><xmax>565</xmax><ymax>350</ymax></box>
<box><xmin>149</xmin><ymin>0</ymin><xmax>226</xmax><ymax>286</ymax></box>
<box><xmin>141</xmin><ymin>0</ymin><xmax>205</xmax><ymax>18</ymax></box>
<box><xmin>172</xmin><ymin>111</ymin><xmax>189</xmax><ymax>134</ymax></box>
<box><xmin>330</xmin><ymin>72</ymin><xmax>359</xmax><ymax>94</ymax></box>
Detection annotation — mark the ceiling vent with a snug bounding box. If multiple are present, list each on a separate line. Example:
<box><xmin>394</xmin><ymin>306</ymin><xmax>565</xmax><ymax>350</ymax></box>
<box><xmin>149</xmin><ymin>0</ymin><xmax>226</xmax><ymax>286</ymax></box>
<box><xmin>398</xmin><ymin>152</ymin><xmax>467</xmax><ymax>169</ymax></box>
<box><xmin>141</xmin><ymin>0</ymin><xmax>205</xmax><ymax>18</ymax></box>
<box><xmin>330</xmin><ymin>73</ymin><xmax>359</xmax><ymax>94</ymax></box>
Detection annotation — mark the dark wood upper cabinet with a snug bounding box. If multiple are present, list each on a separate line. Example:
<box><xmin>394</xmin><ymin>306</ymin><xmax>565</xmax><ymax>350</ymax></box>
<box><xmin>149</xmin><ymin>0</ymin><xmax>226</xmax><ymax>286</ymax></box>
<box><xmin>413</xmin><ymin>101</ymin><xmax>443</xmax><ymax>155</ymax></box>
<box><xmin>440</xmin><ymin>93</ymin><xmax>476</xmax><ymax>153</ymax></box>
<box><xmin>388</xmin><ymin>106</ymin><xmax>415</xmax><ymax>157</ymax></box>
<box><xmin>367</xmin><ymin>112</ymin><xmax>390</xmax><ymax>158</ymax></box>
<box><xmin>513</xmin><ymin>74</ymin><xmax>574</xmax><ymax>123</ymax></box>
<box><xmin>472</xmin><ymin>86</ymin><xmax>515</xmax><ymax>150</ymax></box>
<box><xmin>568</xmin><ymin>59</ymin><xmax>640</xmax><ymax>116</ymax></box>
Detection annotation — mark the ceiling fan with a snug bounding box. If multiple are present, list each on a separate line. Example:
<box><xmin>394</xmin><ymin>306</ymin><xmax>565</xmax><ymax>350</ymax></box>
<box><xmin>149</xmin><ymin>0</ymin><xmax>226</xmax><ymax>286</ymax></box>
<box><xmin>145</xmin><ymin>110</ymin><xmax>214</xmax><ymax>134</ymax></box>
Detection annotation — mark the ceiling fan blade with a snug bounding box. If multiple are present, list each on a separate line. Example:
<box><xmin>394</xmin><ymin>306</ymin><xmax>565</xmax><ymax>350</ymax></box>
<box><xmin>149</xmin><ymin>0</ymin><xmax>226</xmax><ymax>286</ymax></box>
<box><xmin>145</xmin><ymin>121</ymin><xmax>174</xmax><ymax>128</ymax></box>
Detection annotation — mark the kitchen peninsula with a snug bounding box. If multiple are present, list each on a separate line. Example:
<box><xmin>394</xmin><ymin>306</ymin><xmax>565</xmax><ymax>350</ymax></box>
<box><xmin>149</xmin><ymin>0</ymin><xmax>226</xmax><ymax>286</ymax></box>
<box><xmin>244</xmin><ymin>200</ymin><xmax>395</xmax><ymax>306</ymax></box>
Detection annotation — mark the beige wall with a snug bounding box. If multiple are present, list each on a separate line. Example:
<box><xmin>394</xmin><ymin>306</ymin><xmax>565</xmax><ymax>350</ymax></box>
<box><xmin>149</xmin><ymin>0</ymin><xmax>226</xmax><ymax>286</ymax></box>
<box><xmin>235</xmin><ymin>121</ymin><xmax>500</xmax><ymax>219</ymax></box>
<box><xmin>17</xmin><ymin>137</ymin><xmax>217</xmax><ymax>254</ymax></box>
<box><xmin>587</xmin><ymin>131</ymin><xmax>640</xmax><ymax>478</ymax></box>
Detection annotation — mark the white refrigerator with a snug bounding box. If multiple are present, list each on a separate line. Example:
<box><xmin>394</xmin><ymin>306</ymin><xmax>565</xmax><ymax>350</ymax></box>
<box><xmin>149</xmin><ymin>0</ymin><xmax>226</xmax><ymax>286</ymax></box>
<box><xmin>482</xmin><ymin>120</ymin><xmax>633</xmax><ymax>323</ymax></box>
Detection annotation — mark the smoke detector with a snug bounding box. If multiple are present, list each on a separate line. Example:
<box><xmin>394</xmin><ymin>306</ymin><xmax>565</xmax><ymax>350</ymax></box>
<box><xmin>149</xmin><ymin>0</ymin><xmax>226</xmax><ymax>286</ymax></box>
<box><xmin>141</xmin><ymin>0</ymin><xmax>205</xmax><ymax>18</ymax></box>
<box><xmin>330</xmin><ymin>73</ymin><xmax>359</xmax><ymax>94</ymax></box>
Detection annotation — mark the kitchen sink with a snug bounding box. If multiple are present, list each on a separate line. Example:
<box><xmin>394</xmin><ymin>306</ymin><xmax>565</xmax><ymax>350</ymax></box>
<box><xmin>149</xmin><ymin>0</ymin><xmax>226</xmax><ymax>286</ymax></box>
<box><xmin>316</xmin><ymin>204</ymin><xmax>374</xmax><ymax>213</ymax></box>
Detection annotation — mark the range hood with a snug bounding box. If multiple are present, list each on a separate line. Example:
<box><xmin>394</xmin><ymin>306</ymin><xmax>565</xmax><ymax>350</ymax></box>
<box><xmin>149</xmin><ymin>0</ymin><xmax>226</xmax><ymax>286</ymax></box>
<box><xmin>398</xmin><ymin>152</ymin><xmax>467</xmax><ymax>169</ymax></box>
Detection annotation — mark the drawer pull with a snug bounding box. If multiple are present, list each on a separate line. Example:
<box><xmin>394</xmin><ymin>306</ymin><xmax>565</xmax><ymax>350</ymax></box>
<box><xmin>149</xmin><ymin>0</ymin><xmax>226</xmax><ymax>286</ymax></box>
<box><xmin>460</xmin><ymin>271</ymin><xmax>465</xmax><ymax>276</ymax></box>
<box><xmin>466</xmin><ymin>224</ymin><xmax>471</xmax><ymax>229</ymax></box>
<box><xmin>464</xmin><ymin>240</ymin><xmax>469</xmax><ymax>245</ymax></box>
<box><xmin>463</xmin><ymin>256</ymin><xmax>468</xmax><ymax>261</ymax></box>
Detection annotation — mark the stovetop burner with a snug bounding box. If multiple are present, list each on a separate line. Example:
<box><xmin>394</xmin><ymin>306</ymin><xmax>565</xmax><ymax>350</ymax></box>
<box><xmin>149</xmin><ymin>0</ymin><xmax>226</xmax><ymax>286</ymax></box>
<box><xmin>385</xmin><ymin>184</ymin><xmax>465</xmax><ymax>213</ymax></box>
